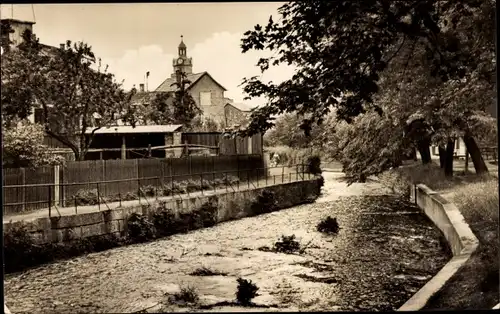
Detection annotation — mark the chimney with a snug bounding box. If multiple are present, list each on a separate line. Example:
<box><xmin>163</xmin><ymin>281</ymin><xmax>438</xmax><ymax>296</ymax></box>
<box><xmin>139</xmin><ymin>84</ymin><xmax>145</xmax><ymax>92</ymax></box>
<box><xmin>60</xmin><ymin>43</ymin><xmax>65</xmax><ymax>49</ymax></box>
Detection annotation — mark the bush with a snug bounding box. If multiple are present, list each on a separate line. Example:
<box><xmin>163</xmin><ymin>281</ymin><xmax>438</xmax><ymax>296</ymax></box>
<box><xmin>197</xmin><ymin>200</ymin><xmax>219</xmax><ymax>228</ymax></box>
<box><xmin>224</xmin><ymin>175</ymin><xmax>240</xmax><ymax>186</ymax></box>
<box><xmin>3</xmin><ymin>224</ymin><xmax>39</xmax><ymax>271</ymax></box>
<box><xmin>236</xmin><ymin>277</ymin><xmax>259</xmax><ymax>306</ymax></box>
<box><xmin>126</xmin><ymin>213</ymin><xmax>156</xmax><ymax>242</ymax></box>
<box><xmin>250</xmin><ymin>190</ymin><xmax>278</xmax><ymax>215</ymax></box>
<box><xmin>170</xmin><ymin>286</ymin><xmax>200</xmax><ymax>305</ymax></box>
<box><xmin>307</xmin><ymin>155</ymin><xmax>322</xmax><ymax>175</ymax></box>
<box><xmin>139</xmin><ymin>185</ymin><xmax>156</xmax><ymax>197</ymax></box>
<box><xmin>74</xmin><ymin>188</ymin><xmax>100</xmax><ymax>206</ymax></box>
<box><xmin>3</xmin><ymin>224</ymin><xmax>123</xmax><ymax>274</ymax></box>
<box><xmin>274</xmin><ymin>235</ymin><xmax>301</xmax><ymax>254</ymax></box>
<box><xmin>152</xmin><ymin>205</ymin><xmax>178</xmax><ymax>236</ymax></box>
<box><xmin>317</xmin><ymin>216</ymin><xmax>340</xmax><ymax>234</ymax></box>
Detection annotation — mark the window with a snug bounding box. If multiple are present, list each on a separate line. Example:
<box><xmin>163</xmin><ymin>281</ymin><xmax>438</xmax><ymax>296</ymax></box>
<box><xmin>200</xmin><ymin>91</ymin><xmax>212</xmax><ymax>106</ymax></box>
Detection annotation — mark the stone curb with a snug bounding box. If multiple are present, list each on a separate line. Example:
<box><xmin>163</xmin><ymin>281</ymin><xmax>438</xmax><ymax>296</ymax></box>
<box><xmin>397</xmin><ymin>184</ymin><xmax>480</xmax><ymax>311</ymax></box>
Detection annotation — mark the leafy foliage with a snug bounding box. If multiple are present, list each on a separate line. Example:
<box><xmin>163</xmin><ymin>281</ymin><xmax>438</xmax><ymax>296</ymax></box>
<box><xmin>1</xmin><ymin>31</ymin><xmax>136</xmax><ymax>160</ymax></box>
<box><xmin>239</xmin><ymin>1</ymin><xmax>488</xmax><ymax>137</ymax></box>
<box><xmin>2</xmin><ymin>121</ymin><xmax>65</xmax><ymax>168</ymax></box>
<box><xmin>273</xmin><ymin>234</ymin><xmax>301</xmax><ymax>254</ymax></box>
<box><xmin>126</xmin><ymin>213</ymin><xmax>156</xmax><ymax>242</ymax></box>
<box><xmin>317</xmin><ymin>216</ymin><xmax>340</xmax><ymax>234</ymax></box>
<box><xmin>306</xmin><ymin>155</ymin><xmax>322</xmax><ymax>175</ymax></box>
<box><xmin>170</xmin><ymin>70</ymin><xmax>202</xmax><ymax>127</ymax></box>
<box><xmin>236</xmin><ymin>278</ymin><xmax>259</xmax><ymax>306</ymax></box>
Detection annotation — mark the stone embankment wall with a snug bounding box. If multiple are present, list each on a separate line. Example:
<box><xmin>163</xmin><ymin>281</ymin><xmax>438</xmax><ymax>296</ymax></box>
<box><xmin>5</xmin><ymin>179</ymin><xmax>321</xmax><ymax>245</ymax></box>
<box><xmin>398</xmin><ymin>184</ymin><xmax>479</xmax><ymax>311</ymax></box>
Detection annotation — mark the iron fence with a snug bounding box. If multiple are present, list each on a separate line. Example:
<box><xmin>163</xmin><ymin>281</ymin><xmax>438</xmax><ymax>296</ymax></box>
<box><xmin>3</xmin><ymin>164</ymin><xmax>314</xmax><ymax>218</ymax></box>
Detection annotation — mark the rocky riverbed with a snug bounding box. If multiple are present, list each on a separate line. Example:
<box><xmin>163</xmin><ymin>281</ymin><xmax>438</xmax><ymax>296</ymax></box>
<box><xmin>4</xmin><ymin>172</ymin><xmax>451</xmax><ymax>313</ymax></box>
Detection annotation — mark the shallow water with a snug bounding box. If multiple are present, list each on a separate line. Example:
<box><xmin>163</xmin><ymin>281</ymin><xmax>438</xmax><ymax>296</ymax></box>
<box><xmin>4</xmin><ymin>172</ymin><xmax>451</xmax><ymax>313</ymax></box>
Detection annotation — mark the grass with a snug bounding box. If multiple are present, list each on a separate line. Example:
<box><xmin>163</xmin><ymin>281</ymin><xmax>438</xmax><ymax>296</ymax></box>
<box><xmin>189</xmin><ymin>266</ymin><xmax>228</xmax><ymax>276</ymax></box>
<box><xmin>384</xmin><ymin>161</ymin><xmax>499</xmax><ymax>310</ymax></box>
<box><xmin>168</xmin><ymin>286</ymin><xmax>200</xmax><ymax>305</ymax></box>
<box><xmin>424</xmin><ymin>177</ymin><xmax>499</xmax><ymax>310</ymax></box>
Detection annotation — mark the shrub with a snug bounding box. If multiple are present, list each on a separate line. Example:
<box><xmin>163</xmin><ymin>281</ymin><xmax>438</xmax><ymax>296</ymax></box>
<box><xmin>170</xmin><ymin>286</ymin><xmax>200</xmax><ymax>305</ymax></box>
<box><xmin>122</xmin><ymin>192</ymin><xmax>138</xmax><ymax>201</ymax></box>
<box><xmin>236</xmin><ymin>277</ymin><xmax>259</xmax><ymax>306</ymax></box>
<box><xmin>172</xmin><ymin>181</ymin><xmax>187</xmax><ymax>194</ymax></box>
<box><xmin>139</xmin><ymin>185</ymin><xmax>156</xmax><ymax>197</ymax></box>
<box><xmin>307</xmin><ymin>155</ymin><xmax>322</xmax><ymax>175</ymax></box>
<box><xmin>224</xmin><ymin>175</ymin><xmax>240</xmax><ymax>186</ymax></box>
<box><xmin>152</xmin><ymin>205</ymin><xmax>178</xmax><ymax>236</ymax></box>
<box><xmin>74</xmin><ymin>188</ymin><xmax>99</xmax><ymax>206</ymax></box>
<box><xmin>4</xmin><ymin>225</ymin><xmax>123</xmax><ymax>274</ymax></box>
<box><xmin>185</xmin><ymin>179</ymin><xmax>200</xmax><ymax>193</ymax></box>
<box><xmin>3</xmin><ymin>223</ymin><xmax>39</xmax><ymax>271</ymax></box>
<box><xmin>250</xmin><ymin>190</ymin><xmax>278</xmax><ymax>215</ymax></box>
<box><xmin>274</xmin><ymin>235</ymin><xmax>301</xmax><ymax>254</ymax></box>
<box><xmin>190</xmin><ymin>266</ymin><xmax>228</xmax><ymax>276</ymax></box>
<box><xmin>126</xmin><ymin>213</ymin><xmax>156</xmax><ymax>242</ymax></box>
<box><xmin>317</xmin><ymin>216</ymin><xmax>340</xmax><ymax>234</ymax></box>
<box><xmin>197</xmin><ymin>200</ymin><xmax>219</xmax><ymax>228</ymax></box>
<box><xmin>200</xmin><ymin>179</ymin><xmax>213</xmax><ymax>190</ymax></box>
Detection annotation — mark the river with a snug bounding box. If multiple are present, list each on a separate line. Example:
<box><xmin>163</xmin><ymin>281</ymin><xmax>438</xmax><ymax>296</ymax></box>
<box><xmin>4</xmin><ymin>172</ymin><xmax>450</xmax><ymax>313</ymax></box>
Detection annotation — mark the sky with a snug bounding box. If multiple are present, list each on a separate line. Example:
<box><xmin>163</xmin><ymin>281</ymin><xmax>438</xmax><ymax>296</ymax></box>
<box><xmin>0</xmin><ymin>3</ymin><xmax>296</xmax><ymax>107</ymax></box>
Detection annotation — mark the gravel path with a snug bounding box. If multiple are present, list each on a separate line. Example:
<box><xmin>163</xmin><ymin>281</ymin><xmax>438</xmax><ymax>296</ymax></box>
<box><xmin>4</xmin><ymin>172</ymin><xmax>450</xmax><ymax>313</ymax></box>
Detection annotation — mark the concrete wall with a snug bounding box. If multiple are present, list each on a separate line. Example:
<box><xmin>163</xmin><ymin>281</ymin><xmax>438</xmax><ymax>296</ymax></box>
<box><xmin>5</xmin><ymin>179</ymin><xmax>320</xmax><ymax>245</ymax></box>
<box><xmin>399</xmin><ymin>183</ymin><xmax>479</xmax><ymax>311</ymax></box>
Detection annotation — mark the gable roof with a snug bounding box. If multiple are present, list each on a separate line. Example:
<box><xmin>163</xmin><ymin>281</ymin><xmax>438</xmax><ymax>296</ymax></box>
<box><xmin>155</xmin><ymin>71</ymin><xmax>227</xmax><ymax>92</ymax></box>
<box><xmin>225</xmin><ymin>102</ymin><xmax>256</xmax><ymax>112</ymax></box>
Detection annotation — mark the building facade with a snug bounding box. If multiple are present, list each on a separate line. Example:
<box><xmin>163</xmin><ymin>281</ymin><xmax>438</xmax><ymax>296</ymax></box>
<box><xmin>151</xmin><ymin>36</ymin><xmax>254</xmax><ymax>128</ymax></box>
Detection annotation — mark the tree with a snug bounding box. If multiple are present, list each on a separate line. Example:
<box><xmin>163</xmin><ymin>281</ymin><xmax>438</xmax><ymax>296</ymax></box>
<box><xmin>239</xmin><ymin>1</ymin><xmax>486</xmax><ymax>136</ymax></box>
<box><xmin>170</xmin><ymin>70</ymin><xmax>202</xmax><ymax>127</ymax></box>
<box><xmin>2</xmin><ymin>121</ymin><xmax>65</xmax><ymax>168</ymax></box>
<box><xmin>239</xmin><ymin>0</ymin><xmax>494</xmax><ymax>179</ymax></box>
<box><xmin>1</xmin><ymin>31</ymin><xmax>136</xmax><ymax>161</ymax></box>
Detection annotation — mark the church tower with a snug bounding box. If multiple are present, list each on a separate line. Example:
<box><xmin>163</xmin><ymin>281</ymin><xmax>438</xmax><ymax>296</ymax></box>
<box><xmin>171</xmin><ymin>35</ymin><xmax>193</xmax><ymax>78</ymax></box>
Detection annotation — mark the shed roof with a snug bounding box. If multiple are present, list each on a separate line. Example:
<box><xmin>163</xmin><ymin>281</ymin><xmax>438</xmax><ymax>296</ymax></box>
<box><xmin>85</xmin><ymin>124</ymin><xmax>183</xmax><ymax>135</ymax></box>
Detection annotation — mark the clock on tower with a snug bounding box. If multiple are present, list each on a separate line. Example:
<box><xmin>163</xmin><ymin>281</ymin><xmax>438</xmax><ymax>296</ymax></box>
<box><xmin>172</xmin><ymin>35</ymin><xmax>193</xmax><ymax>76</ymax></box>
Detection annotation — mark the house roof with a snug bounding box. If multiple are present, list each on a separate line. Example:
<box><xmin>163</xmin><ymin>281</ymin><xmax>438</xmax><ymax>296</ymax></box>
<box><xmin>85</xmin><ymin>124</ymin><xmax>183</xmax><ymax>135</ymax></box>
<box><xmin>155</xmin><ymin>71</ymin><xmax>227</xmax><ymax>92</ymax></box>
<box><xmin>225</xmin><ymin>102</ymin><xmax>256</xmax><ymax>112</ymax></box>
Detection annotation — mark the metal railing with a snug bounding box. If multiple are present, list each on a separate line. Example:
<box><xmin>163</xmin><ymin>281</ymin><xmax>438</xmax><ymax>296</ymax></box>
<box><xmin>3</xmin><ymin>164</ymin><xmax>314</xmax><ymax>218</ymax></box>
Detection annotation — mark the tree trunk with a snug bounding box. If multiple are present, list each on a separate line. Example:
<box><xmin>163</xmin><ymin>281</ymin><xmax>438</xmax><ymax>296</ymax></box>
<box><xmin>416</xmin><ymin>139</ymin><xmax>432</xmax><ymax>164</ymax></box>
<box><xmin>444</xmin><ymin>139</ymin><xmax>455</xmax><ymax>177</ymax></box>
<box><xmin>463</xmin><ymin>134</ymin><xmax>489</xmax><ymax>175</ymax></box>
<box><xmin>438</xmin><ymin>146</ymin><xmax>446</xmax><ymax>168</ymax></box>
<box><xmin>464</xmin><ymin>147</ymin><xmax>469</xmax><ymax>173</ymax></box>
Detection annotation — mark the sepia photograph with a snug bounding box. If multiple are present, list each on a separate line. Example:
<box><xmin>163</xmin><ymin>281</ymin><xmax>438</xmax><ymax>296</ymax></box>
<box><xmin>1</xmin><ymin>1</ymin><xmax>498</xmax><ymax>313</ymax></box>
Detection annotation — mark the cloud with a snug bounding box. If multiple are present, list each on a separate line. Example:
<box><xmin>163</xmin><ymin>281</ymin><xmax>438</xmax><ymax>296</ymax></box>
<box><xmin>101</xmin><ymin>32</ymin><xmax>295</xmax><ymax>107</ymax></box>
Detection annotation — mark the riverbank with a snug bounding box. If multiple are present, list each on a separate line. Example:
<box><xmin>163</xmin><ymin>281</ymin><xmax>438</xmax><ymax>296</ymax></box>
<box><xmin>4</xmin><ymin>172</ymin><xmax>451</xmax><ymax>313</ymax></box>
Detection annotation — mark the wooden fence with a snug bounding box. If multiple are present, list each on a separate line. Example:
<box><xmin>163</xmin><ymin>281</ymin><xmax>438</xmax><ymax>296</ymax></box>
<box><xmin>182</xmin><ymin>132</ymin><xmax>263</xmax><ymax>155</ymax></box>
<box><xmin>3</xmin><ymin>154</ymin><xmax>265</xmax><ymax>214</ymax></box>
